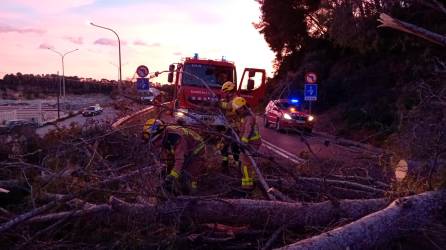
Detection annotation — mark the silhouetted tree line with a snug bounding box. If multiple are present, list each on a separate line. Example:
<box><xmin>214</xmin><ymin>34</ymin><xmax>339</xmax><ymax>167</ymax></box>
<box><xmin>0</xmin><ymin>73</ymin><xmax>115</xmax><ymax>98</ymax></box>
<box><xmin>256</xmin><ymin>0</ymin><xmax>446</xmax><ymax>136</ymax></box>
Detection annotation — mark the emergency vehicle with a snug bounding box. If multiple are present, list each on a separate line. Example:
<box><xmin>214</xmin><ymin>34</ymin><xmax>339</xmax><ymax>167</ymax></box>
<box><xmin>167</xmin><ymin>54</ymin><xmax>267</xmax><ymax>126</ymax></box>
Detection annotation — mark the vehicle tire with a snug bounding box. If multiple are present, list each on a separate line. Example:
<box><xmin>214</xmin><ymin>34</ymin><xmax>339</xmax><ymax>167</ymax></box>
<box><xmin>263</xmin><ymin>115</ymin><xmax>270</xmax><ymax>128</ymax></box>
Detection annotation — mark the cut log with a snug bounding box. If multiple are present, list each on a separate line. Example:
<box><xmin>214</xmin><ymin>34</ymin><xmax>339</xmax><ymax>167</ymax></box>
<box><xmin>110</xmin><ymin>196</ymin><xmax>388</xmax><ymax>229</ymax></box>
<box><xmin>276</xmin><ymin>189</ymin><xmax>446</xmax><ymax>250</ymax></box>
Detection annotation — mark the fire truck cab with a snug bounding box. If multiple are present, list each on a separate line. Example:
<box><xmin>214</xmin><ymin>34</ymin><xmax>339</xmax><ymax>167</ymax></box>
<box><xmin>168</xmin><ymin>54</ymin><xmax>266</xmax><ymax>126</ymax></box>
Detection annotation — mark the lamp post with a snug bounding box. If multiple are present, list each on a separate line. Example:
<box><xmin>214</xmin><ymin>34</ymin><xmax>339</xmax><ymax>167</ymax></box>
<box><xmin>48</xmin><ymin>48</ymin><xmax>79</xmax><ymax>97</ymax></box>
<box><xmin>90</xmin><ymin>22</ymin><xmax>122</xmax><ymax>92</ymax></box>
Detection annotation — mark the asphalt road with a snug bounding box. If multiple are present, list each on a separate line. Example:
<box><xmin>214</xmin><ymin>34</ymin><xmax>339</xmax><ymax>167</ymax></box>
<box><xmin>37</xmin><ymin>106</ymin><xmax>119</xmax><ymax>136</ymax></box>
<box><xmin>256</xmin><ymin>115</ymin><xmax>385</xmax><ymax>175</ymax></box>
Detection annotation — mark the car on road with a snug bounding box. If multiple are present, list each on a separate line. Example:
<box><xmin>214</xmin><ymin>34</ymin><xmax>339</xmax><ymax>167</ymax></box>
<box><xmin>264</xmin><ymin>99</ymin><xmax>315</xmax><ymax>133</ymax></box>
<box><xmin>0</xmin><ymin>119</ymin><xmax>39</xmax><ymax>134</ymax></box>
<box><xmin>82</xmin><ymin>104</ymin><xmax>103</xmax><ymax>117</ymax></box>
<box><xmin>140</xmin><ymin>91</ymin><xmax>155</xmax><ymax>104</ymax></box>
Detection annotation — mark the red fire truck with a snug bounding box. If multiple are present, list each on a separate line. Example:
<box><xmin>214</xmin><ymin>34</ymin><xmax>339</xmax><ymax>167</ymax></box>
<box><xmin>168</xmin><ymin>54</ymin><xmax>267</xmax><ymax>126</ymax></box>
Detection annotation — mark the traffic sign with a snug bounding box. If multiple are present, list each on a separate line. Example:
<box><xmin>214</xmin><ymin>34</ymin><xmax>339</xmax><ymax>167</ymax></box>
<box><xmin>304</xmin><ymin>84</ymin><xmax>318</xmax><ymax>101</ymax></box>
<box><xmin>136</xmin><ymin>65</ymin><xmax>149</xmax><ymax>78</ymax></box>
<box><xmin>137</xmin><ymin>78</ymin><xmax>150</xmax><ymax>90</ymax></box>
<box><xmin>305</xmin><ymin>72</ymin><xmax>317</xmax><ymax>84</ymax></box>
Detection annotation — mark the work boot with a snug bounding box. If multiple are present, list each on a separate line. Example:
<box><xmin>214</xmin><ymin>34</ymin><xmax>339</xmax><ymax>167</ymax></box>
<box><xmin>162</xmin><ymin>175</ymin><xmax>180</xmax><ymax>195</ymax></box>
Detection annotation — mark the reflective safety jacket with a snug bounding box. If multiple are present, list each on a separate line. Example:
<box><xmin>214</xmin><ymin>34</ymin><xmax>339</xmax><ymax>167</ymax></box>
<box><xmin>219</xmin><ymin>96</ymin><xmax>239</xmax><ymax>127</ymax></box>
<box><xmin>162</xmin><ymin>126</ymin><xmax>206</xmax><ymax>169</ymax></box>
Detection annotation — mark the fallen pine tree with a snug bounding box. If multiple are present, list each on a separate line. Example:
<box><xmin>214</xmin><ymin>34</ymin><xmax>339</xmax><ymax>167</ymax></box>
<box><xmin>4</xmin><ymin>196</ymin><xmax>388</xmax><ymax>232</ymax></box>
<box><xmin>276</xmin><ymin>189</ymin><xmax>446</xmax><ymax>250</ymax></box>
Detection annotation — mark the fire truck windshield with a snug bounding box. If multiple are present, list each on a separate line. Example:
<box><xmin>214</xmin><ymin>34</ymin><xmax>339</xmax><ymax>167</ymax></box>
<box><xmin>182</xmin><ymin>63</ymin><xmax>234</xmax><ymax>88</ymax></box>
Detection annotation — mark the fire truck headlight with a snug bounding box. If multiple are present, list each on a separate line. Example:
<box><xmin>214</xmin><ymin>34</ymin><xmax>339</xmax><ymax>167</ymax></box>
<box><xmin>175</xmin><ymin>112</ymin><xmax>185</xmax><ymax>118</ymax></box>
<box><xmin>283</xmin><ymin>113</ymin><xmax>292</xmax><ymax>120</ymax></box>
<box><xmin>308</xmin><ymin>115</ymin><xmax>315</xmax><ymax>122</ymax></box>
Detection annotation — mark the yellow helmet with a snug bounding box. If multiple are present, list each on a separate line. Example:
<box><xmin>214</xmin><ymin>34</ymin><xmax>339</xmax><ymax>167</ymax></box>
<box><xmin>232</xmin><ymin>96</ymin><xmax>247</xmax><ymax>111</ymax></box>
<box><xmin>143</xmin><ymin>118</ymin><xmax>164</xmax><ymax>141</ymax></box>
<box><xmin>221</xmin><ymin>81</ymin><xmax>236</xmax><ymax>93</ymax></box>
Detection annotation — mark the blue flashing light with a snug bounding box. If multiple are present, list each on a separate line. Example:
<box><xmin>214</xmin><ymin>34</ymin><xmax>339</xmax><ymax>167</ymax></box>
<box><xmin>291</xmin><ymin>99</ymin><xmax>299</xmax><ymax>103</ymax></box>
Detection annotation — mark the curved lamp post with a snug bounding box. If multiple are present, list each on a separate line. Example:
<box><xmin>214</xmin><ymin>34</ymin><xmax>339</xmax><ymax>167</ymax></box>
<box><xmin>48</xmin><ymin>48</ymin><xmax>79</xmax><ymax>97</ymax></box>
<box><xmin>90</xmin><ymin>22</ymin><xmax>122</xmax><ymax>91</ymax></box>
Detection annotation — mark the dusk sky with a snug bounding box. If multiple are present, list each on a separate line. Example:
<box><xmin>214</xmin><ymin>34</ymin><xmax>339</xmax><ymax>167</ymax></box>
<box><xmin>0</xmin><ymin>0</ymin><xmax>275</xmax><ymax>82</ymax></box>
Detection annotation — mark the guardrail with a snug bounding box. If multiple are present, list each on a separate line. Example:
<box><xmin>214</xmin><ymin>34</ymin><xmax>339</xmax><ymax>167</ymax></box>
<box><xmin>111</xmin><ymin>101</ymin><xmax>173</xmax><ymax>129</ymax></box>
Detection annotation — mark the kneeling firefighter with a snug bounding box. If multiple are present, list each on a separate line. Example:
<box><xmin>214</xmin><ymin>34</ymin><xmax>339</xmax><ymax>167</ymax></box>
<box><xmin>231</xmin><ymin>97</ymin><xmax>262</xmax><ymax>190</ymax></box>
<box><xmin>143</xmin><ymin>119</ymin><xmax>206</xmax><ymax>195</ymax></box>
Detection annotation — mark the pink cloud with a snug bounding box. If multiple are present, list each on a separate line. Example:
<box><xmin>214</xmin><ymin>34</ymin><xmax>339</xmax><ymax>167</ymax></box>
<box><xmin>64</xmin><ymin>36</ymin><xmax>83</xmax><ymax>45</ymax></box>
<box><xmin>133</xmin><ymin>40</ymin><xmax>160</xmax><ymax>47</ymax></box>
<box><xmin>38</xmin><ymin>43</ymin><xmax>54</xmax><ymax>49</ymax></box>
<box><xmin>0</xmin><ymin>24</ymin><xmax>45</xmax><ymax>34</ymax></box>
<box><xmin>94</xmin><ymin>38</ymin><xmax>127</xmax><ymax>47</ymax></box>
<box><xmin>133</xmin><ymin>40</ymin><xmax>147</xmax><ymax>46</ymax></box>
<box><xmin>6</xmin><ymin>0</ymin><xmax>95</xmax><ymax>13</ymax></box>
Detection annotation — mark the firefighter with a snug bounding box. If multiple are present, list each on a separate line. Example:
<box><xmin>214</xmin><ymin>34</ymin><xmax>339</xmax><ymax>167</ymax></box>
<box><xmin>218</xmin><ymin>81</ymin><xmax>241</xmax><ymax>173</ymax></box>
<box><xmin>231</xmin><ymin>96</ymin><xmax>261</xmax><ymax>190</ymax></box>
<box><xmin>143</xmin><ymin>118</ymin><xmax>206</xmax><ymax>195</ymax></box>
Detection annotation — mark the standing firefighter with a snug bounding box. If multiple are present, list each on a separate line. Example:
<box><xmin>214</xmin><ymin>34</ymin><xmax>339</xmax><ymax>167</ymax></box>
<box><xmin>143</xmin><ymin>119</ymin><xmax>206</xmax><ymax>195</ymax></box>
<box><xmin>231</xmin><ymin>97</ymin><xmax>262</xmax><ymax>190</ymax></box>
<box><xmin>219</xmin><ymin>81</ymin><xmax>241</xmax><ymax>173</ymax></box>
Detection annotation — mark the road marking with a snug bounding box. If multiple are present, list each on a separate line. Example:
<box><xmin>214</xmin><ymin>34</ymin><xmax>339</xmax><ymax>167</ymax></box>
<box><xmin>262</xmin><ymin>139</ymin><xmax>306</xmax><ymax>164</ymax></box>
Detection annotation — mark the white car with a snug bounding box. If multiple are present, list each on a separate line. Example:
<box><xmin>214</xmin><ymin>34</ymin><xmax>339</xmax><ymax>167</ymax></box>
<box><xmin>82</xmin><ymin>104</ymin><xmax>103</xmax><ymax>116</ymax></box>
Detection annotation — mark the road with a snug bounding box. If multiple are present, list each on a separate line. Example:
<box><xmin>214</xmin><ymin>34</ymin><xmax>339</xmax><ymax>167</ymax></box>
<box><xmin>257</xmin><ymin>115</ymin><xmax>387</xmax><ymax>179</ymax></box>
<box><xmin>37</xmin><ymin>106</ymin><xmax>119</xmax><ymax>136</ymax></box>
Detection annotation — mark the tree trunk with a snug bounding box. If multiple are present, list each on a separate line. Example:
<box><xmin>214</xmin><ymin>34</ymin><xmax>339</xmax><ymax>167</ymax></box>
<box><xmin>276</xmin><ymin>189</ymin><xmax>446</xmax><ymax>250</ymax></box>
<box><xmin>110</xmin><ymin>196</ymin><xmax>388</xmax><ymax>229</ymax></box>
<box><xmin>378</xmin><ymin>13</ymin><xmax>446</xmax><ymax>46</ymax></box>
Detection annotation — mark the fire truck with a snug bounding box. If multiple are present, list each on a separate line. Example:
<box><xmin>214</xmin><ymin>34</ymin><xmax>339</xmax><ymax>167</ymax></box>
<box><xmin>167</xmin><ymin>54</ymin><xmax>267</xmax><ymax>126</ymax></box>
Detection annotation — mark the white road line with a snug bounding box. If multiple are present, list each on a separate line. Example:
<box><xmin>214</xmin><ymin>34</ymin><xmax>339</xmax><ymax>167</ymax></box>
<box><xmin>262</xmin><ymin>139</ymin><xmax>305</xmax><ymax>164</ymax></box>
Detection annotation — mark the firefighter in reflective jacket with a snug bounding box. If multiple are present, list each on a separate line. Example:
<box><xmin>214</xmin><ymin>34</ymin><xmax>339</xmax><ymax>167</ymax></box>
<box><xmin>218</xmin><ymin>81</ymin><xmax>241</xmax><ymax>173</ymax></box>
<box><xmin>232</xmin><ymin>97</ymin><xmax>261</xmax><ymax>190</ymax></box>
<box><xmin>143</xmin><ymin>118</ymin><xmax>206</xmax><ymax>195</ymax></box>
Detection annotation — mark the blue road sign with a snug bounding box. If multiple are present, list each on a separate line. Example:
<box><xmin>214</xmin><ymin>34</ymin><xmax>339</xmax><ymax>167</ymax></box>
<box><xmin>137</xmin><ymin>78</ymin><xmax>150</xmax><ymax>90</ymax></box>
<box><xmin>304</xmin><ymin>84</ymin><xmax>318</xmax><ymax>101</ymax></box>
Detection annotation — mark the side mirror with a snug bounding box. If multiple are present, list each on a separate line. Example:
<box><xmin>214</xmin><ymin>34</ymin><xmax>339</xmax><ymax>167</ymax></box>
<box><xmin>168</xmin><ymin>73</ymin><xmax>174</xmax><ymax>83</ymax></box>
<box><xmin>247</xmin><ymin>79</ymin><xmax>255</xmax><ymax>91</ymax></box>
<box><xmin>169</xmin><ymin>64</ymin><xmax>175</xmax><ymax>72</ymax></box>
<box><xmin>248</xmin><ymin>70</ymin><xmax>256</xmax><ymax>78</ymax></box>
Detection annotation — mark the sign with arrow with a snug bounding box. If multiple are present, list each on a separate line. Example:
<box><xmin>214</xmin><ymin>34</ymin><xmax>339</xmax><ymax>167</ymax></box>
<box><xmin>305</xmin><ymin>72</ymin><xmax>317</xmax><ymax>84</ymax></box>
<box><xmin>304</xmin><ymin>84</ymin><xmax>318</xmax><ymax>101</ymax></box>
<box><xmin>136</xmin><ymin>65</ymin><xmax>149</xmax><ymax>78</ymax></box>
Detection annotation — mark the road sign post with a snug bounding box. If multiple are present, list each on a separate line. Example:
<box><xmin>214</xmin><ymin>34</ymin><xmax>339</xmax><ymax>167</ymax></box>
<box><xmin>136</xmin><ymin>65</ymin><xmax>149</xmax><ymax>78</ymax></box>
<box><xmin>136</xmin><ymin>65</ymin><xmax>150</xmax><ymax>93</ymax></box>
<box><xmin>304</xmin><ymin>72</ymin><xmax>318</xmax><ymax>114</ymax></box>
<box><xmin>136</xmin><ymin>78</ymin><xmax>150</xmax><ymax>91</ymax></box>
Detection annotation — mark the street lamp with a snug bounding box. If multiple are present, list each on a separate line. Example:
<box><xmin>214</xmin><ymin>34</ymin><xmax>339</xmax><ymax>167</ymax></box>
<box><xmin>90</xmin><ymin>22</ymin><xmax>122</xmax><ymax>92</ymax></box>
<box><xmin>48</xmin><ymin>48</ymin><xmax>79</xmax><ymax>97</ymax></box>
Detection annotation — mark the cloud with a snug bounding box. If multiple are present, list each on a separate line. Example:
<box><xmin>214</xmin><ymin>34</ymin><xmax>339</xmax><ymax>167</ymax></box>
<box><xmin>0</xmin><ymin>24</ymin><xmax>45</xmax><ymax>34</ymax></box>
<box><xmin>133</xmin><ymin>40</ymin><xmax>161</xmax><ymax>47</ymax></box>
<box><xmin>38</xmin><ymin>43</ymin><xmax>54</xmax><ymax>49</ymax></box>
<box><xmin>173</xmin><ymin>52</ymin><xmax>182</xmax><ymax>56</ymax></box>
<box><xmin>94</xmin><ymin>38</ymin><xmax>124</xmax><ymax>46</ymax></box>
<box><xmin>64</xmin><ymin>36</ymin><xmax>83</xmax><ymax>45</ymax></box>
<box><xmin>5</xmin><ymin>0</ymin><xmax>95</xmax><ymax>13</ymax></box>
